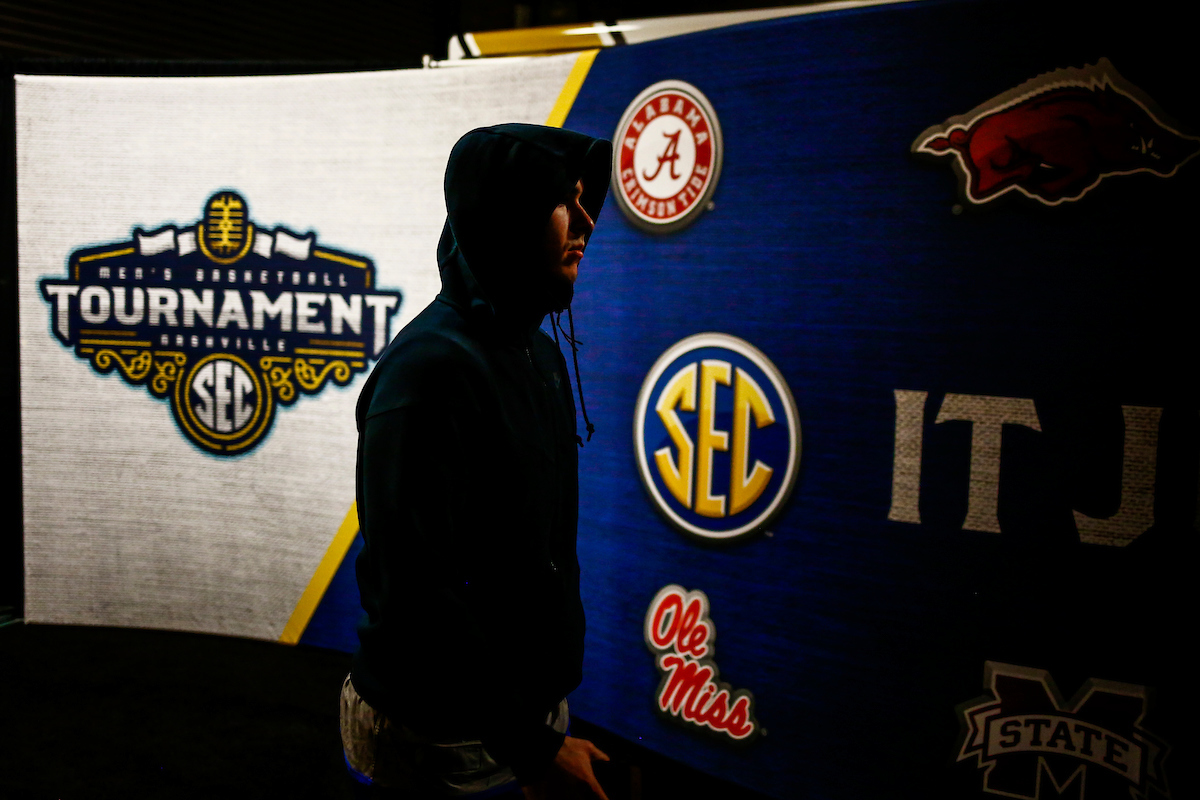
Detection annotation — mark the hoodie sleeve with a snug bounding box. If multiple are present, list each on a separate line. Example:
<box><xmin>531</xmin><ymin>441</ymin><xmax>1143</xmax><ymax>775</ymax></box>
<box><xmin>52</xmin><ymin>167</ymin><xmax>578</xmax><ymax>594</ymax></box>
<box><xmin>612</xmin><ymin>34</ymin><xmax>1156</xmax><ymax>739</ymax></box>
<box><xmin>357</xmin><ymin>337</ymin><xmax>566</xmax><ymax>785</ymax></box>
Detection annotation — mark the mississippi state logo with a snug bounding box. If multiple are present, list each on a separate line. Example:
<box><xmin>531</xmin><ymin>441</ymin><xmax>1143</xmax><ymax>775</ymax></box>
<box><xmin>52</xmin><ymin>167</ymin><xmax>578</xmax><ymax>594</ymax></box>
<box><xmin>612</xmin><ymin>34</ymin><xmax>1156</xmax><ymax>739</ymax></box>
<box><xmin>635</xmin><ymin>333</ymin><xmax>799</xmax><ymax>540</ymax></box>
<box><xmin>41</xmin><ymin>191</ymin><xmax>401</xmax><ymax>455</ymax></box>
<box><xmin>913</xmin><ymin>58</ymin><xmax>1200</xmax><ymax>206</ymax></box>
<box><xmin>612</xmin><ymin>80</ymin><xmax>723</xmax><ymax>233</ymax></box>
<box><xmin>957</xmin><ymin>662</ymin><xmax>1170</xmax><ymax>799</ymax></box>
<box><xmin>644</xmin><ymin>584</ymin><xmax>760</xmax><ymax>743</ymax></box>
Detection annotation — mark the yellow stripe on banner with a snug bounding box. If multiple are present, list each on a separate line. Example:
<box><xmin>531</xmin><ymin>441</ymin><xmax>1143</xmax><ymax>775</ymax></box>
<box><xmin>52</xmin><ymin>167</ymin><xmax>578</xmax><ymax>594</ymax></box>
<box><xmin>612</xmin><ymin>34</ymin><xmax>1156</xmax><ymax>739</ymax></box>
<box><xmin>79</xmin><ymin>247</ymin><xmax>135</xmax><ymax>263</ymax></box>
<box><xmin>279</xmin><ymin>502</ymin><xmax>360</xmax><ymax>645</ymax></box>
<box><xmin>294</xmin><ymin>347</ymin><xmax>363</xmax><ymax>357</ymax></box>
<box><xmin>545</xmin><ymin>49</ymin><xmax>599</xmax><ymax>128</ymax></box>
<box><xmin>473</xmin><ymin>26</ymin><xmax>602</xmax><ymax>57</ymax></box>
<box><xmin>313</xmin><ymin>250</ymin><xmax>368</xmax><ymax>269</ymax></box>
<box><xmin>80</xmin><ymin>339</ymin><xmax>152</xmax><ymax>347</ymax></box>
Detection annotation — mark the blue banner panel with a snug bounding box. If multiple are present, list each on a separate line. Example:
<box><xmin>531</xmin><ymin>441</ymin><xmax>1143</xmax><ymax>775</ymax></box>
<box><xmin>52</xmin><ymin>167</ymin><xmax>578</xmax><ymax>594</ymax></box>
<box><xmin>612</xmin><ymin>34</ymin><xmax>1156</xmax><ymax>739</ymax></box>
<box><xmin>552</xmin><ymin>1</ymin><xmax>1196</xmax><ymax>797</ymax></box>
<box><xmin>299</xmin><ymin>2</ymin><xmax>1195</xmax><ymax>796</ymax></box>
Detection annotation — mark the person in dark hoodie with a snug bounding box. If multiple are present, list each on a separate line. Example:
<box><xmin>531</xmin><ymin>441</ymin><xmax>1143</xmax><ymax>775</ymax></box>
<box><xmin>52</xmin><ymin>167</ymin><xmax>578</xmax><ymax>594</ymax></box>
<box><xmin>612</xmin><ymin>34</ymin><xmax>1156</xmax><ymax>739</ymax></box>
<box><xmin>340</xmin><ymin>123</ymin><xmax>613</xmax><ymax>800</ymax></box>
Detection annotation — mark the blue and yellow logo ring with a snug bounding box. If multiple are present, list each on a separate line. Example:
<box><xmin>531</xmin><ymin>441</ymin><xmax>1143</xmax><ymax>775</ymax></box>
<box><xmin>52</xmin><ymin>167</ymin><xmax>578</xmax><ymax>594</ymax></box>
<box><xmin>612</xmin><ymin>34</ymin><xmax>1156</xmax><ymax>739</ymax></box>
<box><xmin>174</xmin><ymin>352</ymin><xmax>274</xmax><ymax>454</ymax></box>
<box><xmin>635</xmin><ymin>333</ymin><xmax>800</xmax><ymax>540</ymax></box>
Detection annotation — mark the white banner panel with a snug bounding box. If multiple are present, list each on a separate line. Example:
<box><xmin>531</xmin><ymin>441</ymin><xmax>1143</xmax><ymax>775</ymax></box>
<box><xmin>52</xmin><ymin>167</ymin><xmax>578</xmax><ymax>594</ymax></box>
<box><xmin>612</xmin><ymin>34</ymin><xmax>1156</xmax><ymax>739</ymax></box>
<box><xmin>18</xmin><ymin>56</ymin><xmax>582</xmax><ymax>639</ymax></box>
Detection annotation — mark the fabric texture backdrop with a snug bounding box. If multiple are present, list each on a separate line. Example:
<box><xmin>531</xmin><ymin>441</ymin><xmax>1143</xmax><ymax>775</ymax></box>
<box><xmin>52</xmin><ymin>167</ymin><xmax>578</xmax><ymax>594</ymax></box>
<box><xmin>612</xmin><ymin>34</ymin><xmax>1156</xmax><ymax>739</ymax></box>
<box><xmin>18</xmin><ymin>56</ymin><xmax>579</xmax><ymax>639</ymax></box>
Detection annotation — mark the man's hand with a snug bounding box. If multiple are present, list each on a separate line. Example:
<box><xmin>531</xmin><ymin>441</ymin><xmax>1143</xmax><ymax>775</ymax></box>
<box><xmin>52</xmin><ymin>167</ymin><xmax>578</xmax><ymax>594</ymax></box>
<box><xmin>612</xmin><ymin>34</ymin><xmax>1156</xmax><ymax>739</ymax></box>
<box><xmin>522</xmin><ymin>736</ymin><xmax>611</xmax><ymax>800</ymax></box>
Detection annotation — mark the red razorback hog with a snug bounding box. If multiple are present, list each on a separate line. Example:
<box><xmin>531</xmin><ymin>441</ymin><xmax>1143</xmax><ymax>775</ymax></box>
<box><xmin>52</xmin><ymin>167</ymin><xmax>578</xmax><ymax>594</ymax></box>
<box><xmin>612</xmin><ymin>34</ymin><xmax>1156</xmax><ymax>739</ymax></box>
<box><xmin>917</xmin><ymin>78</ymin><xmax>1200</xmax><ymax>205</ymax></box>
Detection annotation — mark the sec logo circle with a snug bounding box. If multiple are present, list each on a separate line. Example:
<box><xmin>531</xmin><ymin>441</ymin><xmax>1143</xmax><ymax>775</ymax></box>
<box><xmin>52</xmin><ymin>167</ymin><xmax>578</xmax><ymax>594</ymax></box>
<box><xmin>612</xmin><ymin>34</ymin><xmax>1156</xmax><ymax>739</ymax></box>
<box><xmin>612</xmin><ymin>80</ymin><xmax>723</xmax><ymax>234</ymax></box>
<box><xmin>175</xmin><ymin>352</ymin><xmax>274</xmax><ymax>455</ymax></box>
<box><xmin>635</xmin><ymin>333</ymin><xmax>800</xmax><ymax>540</ymax></box>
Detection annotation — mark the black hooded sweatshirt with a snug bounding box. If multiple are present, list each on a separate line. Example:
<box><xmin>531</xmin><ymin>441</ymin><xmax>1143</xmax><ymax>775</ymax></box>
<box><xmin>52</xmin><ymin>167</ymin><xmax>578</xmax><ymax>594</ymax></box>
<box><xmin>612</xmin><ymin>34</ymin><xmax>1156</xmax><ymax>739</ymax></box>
<box><xmin>351</xmin><ymin>124</ymin><xmax>612</xmax><ymax>784</ymax></box>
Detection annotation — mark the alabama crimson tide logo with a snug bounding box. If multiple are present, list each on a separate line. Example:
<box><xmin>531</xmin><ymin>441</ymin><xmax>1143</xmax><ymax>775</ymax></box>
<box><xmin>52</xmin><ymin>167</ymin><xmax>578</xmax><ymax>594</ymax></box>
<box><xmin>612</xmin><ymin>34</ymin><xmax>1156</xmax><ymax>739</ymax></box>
<box><xmin>612</xmin><ymin>80</ymin><xmax>723</xmax><ymax>233</ymax></box>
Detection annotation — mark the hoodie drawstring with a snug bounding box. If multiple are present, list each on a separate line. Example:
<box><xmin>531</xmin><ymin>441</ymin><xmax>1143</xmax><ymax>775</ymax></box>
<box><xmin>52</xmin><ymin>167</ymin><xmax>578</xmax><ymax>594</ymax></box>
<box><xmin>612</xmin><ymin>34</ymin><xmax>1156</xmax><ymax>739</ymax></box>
<box><xmin>553</xmin><ymin>308</ymin><xmax>595</xmax><ymax>446</ymax></box>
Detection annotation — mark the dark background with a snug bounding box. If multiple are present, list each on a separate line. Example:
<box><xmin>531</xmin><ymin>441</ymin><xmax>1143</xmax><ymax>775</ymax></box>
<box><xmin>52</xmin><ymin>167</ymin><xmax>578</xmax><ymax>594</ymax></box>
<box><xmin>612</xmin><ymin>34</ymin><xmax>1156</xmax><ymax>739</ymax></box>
<box><xmin>0</xmin><ymin>0</ymin><xmax>810</xmax><ymax>61</ymax></box>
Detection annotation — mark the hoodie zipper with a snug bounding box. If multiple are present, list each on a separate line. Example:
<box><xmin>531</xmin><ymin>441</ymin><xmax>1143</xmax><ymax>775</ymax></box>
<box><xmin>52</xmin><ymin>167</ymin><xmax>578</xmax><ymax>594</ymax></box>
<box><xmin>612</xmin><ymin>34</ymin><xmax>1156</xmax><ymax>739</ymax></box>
<box><xmin>525</xmin><ymin>343</ymin><xmax>547</xmax><ymax>388</ymax></box>
<box><xmin>526</xmin><ymin>338</ymin><xmax>561</xmax><ymax>578</ymax></box>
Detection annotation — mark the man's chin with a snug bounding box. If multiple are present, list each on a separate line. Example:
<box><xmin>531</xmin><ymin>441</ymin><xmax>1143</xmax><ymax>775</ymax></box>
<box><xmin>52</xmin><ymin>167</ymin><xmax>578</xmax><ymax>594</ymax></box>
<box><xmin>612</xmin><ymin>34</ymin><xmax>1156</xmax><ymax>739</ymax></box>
<box><xmin>548</xmin><ymin>277</ymin><xmax>575</xmax><ymax>313</ymax></box>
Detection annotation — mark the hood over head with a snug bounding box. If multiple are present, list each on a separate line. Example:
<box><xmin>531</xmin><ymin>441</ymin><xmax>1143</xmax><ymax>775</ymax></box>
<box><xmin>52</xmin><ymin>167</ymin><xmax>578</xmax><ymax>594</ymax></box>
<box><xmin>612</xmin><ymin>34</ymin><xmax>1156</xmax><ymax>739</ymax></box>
<box><xmin>438</xmin><ymin>124</ymin><xmax>612</xmax><ymax>328</ymax></box>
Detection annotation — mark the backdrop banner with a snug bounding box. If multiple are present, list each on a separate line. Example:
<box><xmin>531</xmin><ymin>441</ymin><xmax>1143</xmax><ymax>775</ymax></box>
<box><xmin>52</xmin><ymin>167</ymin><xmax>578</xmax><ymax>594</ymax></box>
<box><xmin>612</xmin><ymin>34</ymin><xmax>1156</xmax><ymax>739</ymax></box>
<box><xmin>17</xmin><ymin>1</ymin><xmax>1196</xmax><ymax>797</ymax></box>
<box><xmin>18</xmin><ymin>55</ymin><xmax>583</xmax><ymax>638</ymax></box>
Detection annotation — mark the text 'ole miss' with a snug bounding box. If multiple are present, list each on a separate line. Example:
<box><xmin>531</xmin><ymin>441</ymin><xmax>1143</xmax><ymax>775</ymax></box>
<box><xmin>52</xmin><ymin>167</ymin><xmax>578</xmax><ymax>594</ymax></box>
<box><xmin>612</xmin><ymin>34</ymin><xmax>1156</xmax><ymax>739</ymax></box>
<box><xmin>644</xmin><ymin>585</ymin><xmax>760</xmax><ymax>743</ymax></box>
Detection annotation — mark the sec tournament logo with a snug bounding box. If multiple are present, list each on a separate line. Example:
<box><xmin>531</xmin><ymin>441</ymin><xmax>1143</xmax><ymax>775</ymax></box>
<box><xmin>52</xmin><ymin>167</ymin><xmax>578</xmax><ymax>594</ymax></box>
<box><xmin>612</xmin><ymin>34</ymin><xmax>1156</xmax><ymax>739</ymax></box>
<box><xmin>40</xmin><ymin>191</ymin><xmax>401</xmax><ymax>456</ymax></box>
<box><xmin>612</xmin><ymin>80</ymin><xmax>723</xmax><ymax>233</ymax></box>
<box><xmin>635</xmin><ymin>333</ymin><xmax>799</xmax><ymax>540</ymax></box>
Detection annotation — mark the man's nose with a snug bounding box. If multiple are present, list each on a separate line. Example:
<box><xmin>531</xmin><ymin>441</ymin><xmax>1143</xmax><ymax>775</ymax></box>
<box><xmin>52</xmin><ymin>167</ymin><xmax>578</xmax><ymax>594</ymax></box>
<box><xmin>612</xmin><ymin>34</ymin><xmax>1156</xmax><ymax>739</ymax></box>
<box><xmin>573</xmin><ymin>203</ymin><xmax>595</xmax><ymax>237</ymax></box>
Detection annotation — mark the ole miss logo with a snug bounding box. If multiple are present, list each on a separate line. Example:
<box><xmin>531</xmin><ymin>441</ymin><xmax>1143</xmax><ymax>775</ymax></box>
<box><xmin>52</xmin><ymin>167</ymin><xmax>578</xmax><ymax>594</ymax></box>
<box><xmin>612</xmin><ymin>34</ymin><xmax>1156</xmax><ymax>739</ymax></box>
<box><xmin>644</xmin><ymin>584</ymin><xmax>760</xmax><ymax>743</ymax></box>
<box><xmin>612</xmin><ymin>80</ymin><xmax>723</xmax><ymax>233</ymax></box>
<box><xmin>635</xmin><ymin>333</ymin><xmax>800</xmax><ymax>540</ymax></box>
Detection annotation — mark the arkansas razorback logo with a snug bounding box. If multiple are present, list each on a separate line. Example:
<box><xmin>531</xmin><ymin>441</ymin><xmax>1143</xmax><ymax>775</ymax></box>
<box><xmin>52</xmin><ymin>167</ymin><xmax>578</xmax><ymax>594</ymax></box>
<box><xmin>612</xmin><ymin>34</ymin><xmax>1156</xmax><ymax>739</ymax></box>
<box><xmin>913</xmin><ymin>59</ymin><xmax>1199</xmax><ymax>205</ymax></box>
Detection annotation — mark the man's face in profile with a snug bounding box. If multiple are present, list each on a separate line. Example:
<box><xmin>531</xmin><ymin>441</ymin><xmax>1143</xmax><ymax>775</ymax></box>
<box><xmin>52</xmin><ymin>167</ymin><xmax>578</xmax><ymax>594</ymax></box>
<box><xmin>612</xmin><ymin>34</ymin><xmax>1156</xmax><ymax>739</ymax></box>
<box><xmin>541</xmin><ymin>179</ymin><xmax>594</xmax><ymax>312</ymax></box>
